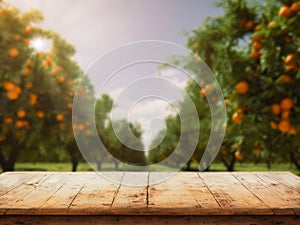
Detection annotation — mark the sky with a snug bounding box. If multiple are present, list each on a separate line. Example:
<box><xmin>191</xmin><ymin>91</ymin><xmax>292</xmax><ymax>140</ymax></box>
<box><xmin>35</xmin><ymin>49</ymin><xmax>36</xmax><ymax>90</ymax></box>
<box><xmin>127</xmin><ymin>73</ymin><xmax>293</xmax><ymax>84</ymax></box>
<box><xmin>7</xmin><ymin>0</ymin><xmax>221</xmax><ymax>149</ymax></box>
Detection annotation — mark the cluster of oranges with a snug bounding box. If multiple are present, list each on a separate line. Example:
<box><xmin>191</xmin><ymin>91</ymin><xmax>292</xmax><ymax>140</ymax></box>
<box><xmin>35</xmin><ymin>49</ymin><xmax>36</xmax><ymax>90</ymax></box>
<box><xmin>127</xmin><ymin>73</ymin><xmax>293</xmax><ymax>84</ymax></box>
<box><xmin>270</xmin><ymin>97</ymin><xmax>296</xmax><ymax>134</ymax></box>
<box><xmin>250</xmin><ymin>31</ymin><xmax>264</xmax><ymax>60</ymax></box>
<box><xmin>278</xmin><ymin>2</ymin><xmax>300</xmax><ymax>18</ymax></box>
<box><xmin>240</xmin><ymin>20</ymin><xmax>254</xmax><ymax>30</ymax></box>
<box><xmin>22</xmin><ymin>58</ymin><xmax>33</xmax><ymax>77</ymax></box>
<box><xmin>3</xmin><ymin>109</ymin><xmax>30</xmax><ymax>130</ymax></box>
<box><xmin>231</xmin><ymin>105</ymin><xmax>247</xmax><ymax>124</ymax></box>
<box><xmin>3</xmin><ymin>81</ymin><xmax>22</xmax><ymax>100</ymax></box>
<box><xmin>73</xmin><ymin>121</ymin><xmax>92</xmax><ymax>135</ymax></box>
<box><xmin>284</xmin><ymin>53</ymin><xmax>299</xmax><ymax>74</ymax></box>
<box><xmin>43</xmin><ymin>57</ymin><xmax>67</xmax><ymax>85</ymax></box>
<box><xmin>230</xmin><ymin>81</ymin><xmax>249</xmax><ymax>124</ymax></box>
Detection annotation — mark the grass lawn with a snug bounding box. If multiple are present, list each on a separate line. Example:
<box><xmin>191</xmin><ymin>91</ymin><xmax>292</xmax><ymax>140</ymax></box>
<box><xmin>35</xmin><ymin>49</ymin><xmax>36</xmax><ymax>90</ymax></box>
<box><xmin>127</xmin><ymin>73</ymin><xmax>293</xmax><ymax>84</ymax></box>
<box><xmin>6</xmin><ymin>162</ymin><xmax>299</xmax><ymax>175</ymax></box>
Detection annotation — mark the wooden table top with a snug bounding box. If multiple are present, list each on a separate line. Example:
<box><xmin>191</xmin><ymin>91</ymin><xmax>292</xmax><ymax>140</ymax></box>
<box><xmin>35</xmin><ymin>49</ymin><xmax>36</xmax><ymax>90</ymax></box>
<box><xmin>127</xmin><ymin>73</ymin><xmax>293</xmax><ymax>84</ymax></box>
<box><xmin>0</xmin><ymin>172</ymin><xmax>299</xmax><ymax>216</ymax></box>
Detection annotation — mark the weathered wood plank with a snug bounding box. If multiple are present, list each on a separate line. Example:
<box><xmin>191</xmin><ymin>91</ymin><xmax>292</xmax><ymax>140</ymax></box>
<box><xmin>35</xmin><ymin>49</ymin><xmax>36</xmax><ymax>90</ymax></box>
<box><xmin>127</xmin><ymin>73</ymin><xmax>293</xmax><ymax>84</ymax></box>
<box><xmin>233</xmin><ymin>172</ymin><xmax>297</xmax><ymax>215</ymax></box>
<box><xmin>260</xmin><ymin>172</ymin><xmax>300</xmax><ymax>193</ymax></box>
<box><xmin>36</xmin><ymin>172</ymin><xmax>94</xmax><ymax>215</ymax></box>
<box><xmin>254</xmin><ymin>172</ymin><xmax>300</xmax><ymax>215</ymax></box>
<box><xmin>1</xmin><ymin>215</ymin><xmax>299</xmax><ymax>225</ymax></box>
<box><xmin>110</xmin><ymin>172</ymin><xmax>148</xmax><ymax>214</ymax></box>
<box><xmin>0</xmin><ymin>172</ymin><xmax>40</xmax><ymax>197</ymax></box>
<box><xmin>4</xmin><ymin>172</ymin><xmax>70</xmax><ymax>215</ymax></box>
<box><xmin>0</xmin><ymin>171</ymin><xmax>299</xmax><ymax>219</ymax></box>
<box><xmin>148</xmin><ymin>172</ymin><xmax>221</xmax><ymax>215</ymax></box>
<box><xmin>199</xmin><ymin>172</ymin><xmax>274</xmax><ymax>215</ymax></box>
<box><xmin>0</xmin><ymin>173</ymin><xmax>53</xmax><ymax>214</ymax></box>
<box><xmin>67</xmin><ymin>172</ymin><xmax>121</xmax><ymax>214</ymax></box>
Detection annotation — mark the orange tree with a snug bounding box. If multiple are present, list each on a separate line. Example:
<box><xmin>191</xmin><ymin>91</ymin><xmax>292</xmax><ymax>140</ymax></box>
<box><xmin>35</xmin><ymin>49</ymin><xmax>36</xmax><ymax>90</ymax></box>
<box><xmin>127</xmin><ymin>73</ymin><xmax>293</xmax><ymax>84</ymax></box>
<box><xmin>187</xmin><ymin>0</ymin><xmax>300</xmax><ymax>170</ymax></box>
<box><xmin>0</xmin><ymin>1</ymin><xmax>93</xmax><ymax>171</ymax></box>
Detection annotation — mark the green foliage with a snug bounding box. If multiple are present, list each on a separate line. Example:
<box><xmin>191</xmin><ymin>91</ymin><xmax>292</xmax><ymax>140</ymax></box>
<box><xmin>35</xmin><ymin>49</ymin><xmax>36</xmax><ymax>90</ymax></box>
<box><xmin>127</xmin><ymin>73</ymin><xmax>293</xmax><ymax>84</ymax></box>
<box><xmin>187</xmin><ymin>0</ymin><xmax>300</xmax><ymax>170</ymax></box>
<box><xmin>0</xmin><ymin>1</ymin><xmax>94</xmax><ymax>171</ymax></box>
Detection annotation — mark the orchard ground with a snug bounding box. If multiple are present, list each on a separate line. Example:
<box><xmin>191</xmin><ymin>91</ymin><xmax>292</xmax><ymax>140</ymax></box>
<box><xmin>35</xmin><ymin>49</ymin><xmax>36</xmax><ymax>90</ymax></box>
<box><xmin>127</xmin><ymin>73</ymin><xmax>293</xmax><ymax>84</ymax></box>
<box><xmin>2</xmin><ymin>162</ymin><xmax>299</xmax><ymax>176</ymax></box>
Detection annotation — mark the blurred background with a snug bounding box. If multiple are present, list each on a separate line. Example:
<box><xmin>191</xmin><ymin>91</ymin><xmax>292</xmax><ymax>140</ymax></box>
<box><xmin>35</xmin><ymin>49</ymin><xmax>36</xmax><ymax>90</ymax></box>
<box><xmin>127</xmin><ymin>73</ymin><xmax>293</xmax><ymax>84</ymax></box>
<box><xmin>1</xmin><ymin>0</ymin><xmax>300</xmax><ymax>174</ymax></box>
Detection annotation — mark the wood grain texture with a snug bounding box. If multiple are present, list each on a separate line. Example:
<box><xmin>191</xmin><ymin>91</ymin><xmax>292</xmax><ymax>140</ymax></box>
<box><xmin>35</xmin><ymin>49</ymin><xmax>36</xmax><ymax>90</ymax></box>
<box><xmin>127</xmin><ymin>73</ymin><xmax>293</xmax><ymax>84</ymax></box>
<box><xmin>0</xmin><ymin>171</ymin><xmax>299</xmax><ymax>221</ymax></box>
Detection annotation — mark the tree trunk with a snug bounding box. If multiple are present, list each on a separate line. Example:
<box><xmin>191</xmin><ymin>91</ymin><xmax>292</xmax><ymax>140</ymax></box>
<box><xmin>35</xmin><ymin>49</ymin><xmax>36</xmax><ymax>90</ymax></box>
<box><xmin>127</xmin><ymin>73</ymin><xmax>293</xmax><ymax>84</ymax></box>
<box><xmin>0</xmin><ymin>145</ymin><xmax>19</xmax><ymax>172</ymax></box>
<box><xmin>220</xmin><ymin>152</ymin><xmax>236</xmax><ymax>172</ymax></box>
<box><xmin>289</xmin><ymin>152</ymin><xmax>300</xmax><ymax>170</ymax></box>
<box><xmin>71</xmin><ymin>160</ymin><xmax>78</xmax><ymax>172</ymax></box>
<box><xmin>186</xmin><ymin>159</ymin><xmax>192</xmax><ymax>171</ymax></box>
<box><xmin>266</xmin><ymin>159</ymin><xmax>271</xmax><ymax>170</ymax></box>
<box><xmin>1</xmin><ymin>161</ymin><xmax>15</xmax><ymax>172</ymax></box>
<box><xmin>114</xmin><ymin>161</ymin><xmax>119</xmax><ymax>170</ymax></box>
<box><xmin>95</xmin><ymin>159</ymin><xmax>102</xmax><ymax>171</ymax></box>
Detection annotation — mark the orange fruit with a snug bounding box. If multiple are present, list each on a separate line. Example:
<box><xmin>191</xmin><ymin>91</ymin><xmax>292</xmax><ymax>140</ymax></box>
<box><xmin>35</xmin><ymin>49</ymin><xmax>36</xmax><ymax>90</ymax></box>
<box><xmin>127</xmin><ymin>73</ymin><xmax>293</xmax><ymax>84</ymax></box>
<box><xmin>0</xmin><ymin>136</ymin><xmax>4</xmax><ymax>142</ymax></box>
<box><xmin>4</xmin><ymin>117</ymin><xmax>13</xmax><ymax>124</ymax></box>
<box><xmin>24</xmin><ymin>39</ymin><xmax>30</xmax><ymax>46</ymax></box>
<box><xmin>289</xmin><ymin>127</ymin><xmax>297</xmax><ymax>135</ymax></box>
<box><xmin>271</xmin><ymin>104</ymin><xmax>281</xmax><ymax>115</ymax></box>
<box><xmin>0</xmin><ymin>9</ymin><xmax>4</xmax><ymax>17</ymax></box>
<box><xmin>244</xmin><ymin>20</ymin><xmax>254</xmax><ymax>30</ymax></box>
<box><xmin>250</xmin><ymin>50</ymin><xmax>261</xmax><ymax>59</ymax></box>
<box><xmin>3</xmin><ymin>81</ymin><xmax>15</xmax><ymax>91</ymax></box>
<box><xmin>56</xmin><ymin>113</ymin><xmax>64</xmax><ymax>121</ymax></box>
<box><xmin>278</xmin><ymin>120</ymin><xmax>290</xmax><ymax>133</ymax></box>
<box><xmin>51</xmin><ymin>68</ymin><xmax>57</xmax><ymax>76</ymax></box>
<box><xmin>14</xmin><ymin>86</ymin><xmax>21</xmax><ymax>95</ymax></box>
<box><xmin>254</xmin><ymin>25</ymin><xmax>262</xmax><ymax>31</ymax></box>
<box><xmin>36</xmin><ymin>111</ymin><xmax>45</xmax><ymax>118</ymax></box>
<box><xmin>199</xmin><ymin>89</ymin><xmax>206</xmax><ymax>97</ymax></box>
<box><xmin>42</xmin><ymin>60</ymin><xmax>50</xmax><ymax>68</ymax></box>
<box><xmin>285</xmin><ymin>54</ymin><xmax>295</xmax><ymax>64</ymax></box>
<box><xmin>291</xmin><ymin>1</ymin><xmax>300</xmax><ymax>12</ymax></box>
<box><xmin>203</xmin><ymin>85</ymin><xmax>213</xmax><ymax>95</ymax></box>
<box><xmin>17</xmin><ymin>109</ymin><xmax>26</xmax><ymax>118</ymax></box>
<box><xmin>15</xmin><ymin>120</ymin><xmax>24</xmax><ymax>128</ymax></box>
<box><xmin>236</xmin><ymin>81</ymin><xmax>249</xmax><ymax>94</ymax></box>
<box><xmin>252</xmin><ymin>33</ymin><xmax>264</xmax><ymax>42</ymax></box>
<box><xmin>270</xmin><ymin>121</ymin><xmax>278</xmax><ymax>129</ymax></box>
<box><xmin>7</xmin><ymin>91</ymin><xmax>18</xmax><ymax>100</ymax></box>
<box><xmin>279</xmin><ymin>5</ymin><xmax>292</xmax><ymax>18</ymax></box>
<box><xmin>268</xmin><ymin>21</ymin><xmax>278</xmax><ymax>28</ymax></box>
<box><xmin>232</xmin><ymin>112</ymin><xmax>243</xmax><ymax>124</ymax></box>
<box><xmin>285</xmin><ymin>63</ymin><xmax>297</xmax><ymax>72</ymax></box>
<box><xmin>235</xmin><ymin>151</ymin><xmax>243</xmax><ymax>160</ymax></box>
<box><xmin>281</xmin><ymin>110</ymin><xmax>290</xmax><ymax>120</ymax></box>
<box><xmin>253</xmin><ymin>147</ymin><xmax>261</xmax><ymax>153</ymax></box>
<box><xmin>23</xmin><ymin>68</ymin><xmax>30</xmax><ymax>76</ymax></box>
<box><xmin>280</xmin><ymin>98</ymin><xmax>293</xmax><ymax>110</ymax></box>
<box><xmin>26</xmin><ymin>59</ymin><xmax>33</xmax><ymax>67</ymax></box>
<box><xmin>281</xmin><ymin>75</ymin><xmax>292</xmax><ymax>83</ymax></box>
<box><xmin>56</xmin><ymin>76</ymin><xmax>65</xmax><ymax>84</ymax></box>
<box><xmin>67</xmin><ymin>103</ymin><xmax>73</xmax><ymax>109</ymax></box>
<box><xmin>30</xmin><ymin>94</ymin><xmax>38</xmax><ymax>105</ymax></box>
<box><xmin>9</xmin><ymin>48</ymin><xmax>19</xmax><ymax>57</ymax></box>
<box><xmin>25</xmin><ymin>26</ymin><xmax>32</xmax><ymax>34</ymax></box>
<box><xmin>238</xmin><ymin>105</ymin><xmax>247</xmax><ymax>114</ymax></box>
<box><xmin>253</xmin><ymin>42</ymin><xmax>263</xmax><ymax>51</ymax></box>
<box><xmin>78</xmin><ymin>124</ymin><xmax>84</xmax><ymax>130</ymax></box>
